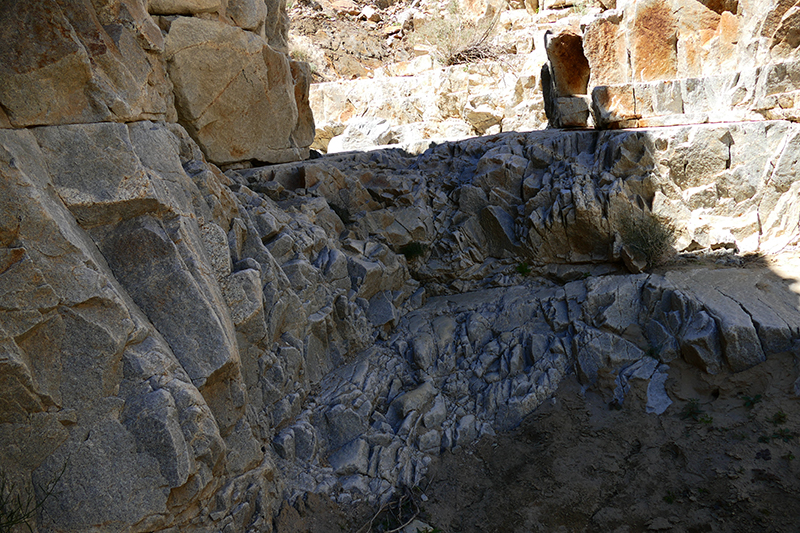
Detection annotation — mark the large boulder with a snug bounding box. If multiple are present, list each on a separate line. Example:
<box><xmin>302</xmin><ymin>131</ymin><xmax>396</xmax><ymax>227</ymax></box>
<box><xmin>165</xmin><ymin>17</ymin><xmax>309</xmax><ymax>165</ymax></box>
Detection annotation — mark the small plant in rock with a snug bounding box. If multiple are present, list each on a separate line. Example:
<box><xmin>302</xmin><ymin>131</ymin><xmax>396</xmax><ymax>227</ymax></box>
<box><xmin>399</xmin><ymin>242</ymin><xmax>428</xmax><ymax>261</ymax></box>
<box><xmin>773</xmin><ymin>428</ymin><xmax>797</xmax><ymax>442</ymax></box>
<box><xmin>663</xmin><ymin>490</ymin><xmax>676</xmax><ymax>504</ymax></box>
<box><xmin>617</xmin><ymin>210</ymin><xmax>677</xmax><ymax>270</ymax></box>
<box><xmin>698</xmin><ymin>414</ymin><xmax>714</xmax><ymax>425</ymax></box>
<box><xmin>1</xmin><ymin>464</ymin><xmax>65</xmax><ymax>533</ymax></box>
<box><xmin>515</xmin><ymin>261</ymin><xmax>532</xmax><ymax>276</ymax></box>
<box><xmin>742</xmin><ymin>394</ymin><xmax>762</xmax><ymax>408</ymax></box>
<box><xmin>571</xmin><ymin>0</ymin><xmax>592</xmax><ymax>15</ymax></box>
<box><xmin>769</xmin><ymin>410</ymin><xmax>787</xmax><ymax>426</ymax></box>
<box><xmin>679</xmin><ymin>399</ymin><xmax>704</xmax><ymax>422</ymax></box>
<box><xmin>289</xmin><ymin>38</ymin><xmax>322</xmax><ymax>78</ymax></box>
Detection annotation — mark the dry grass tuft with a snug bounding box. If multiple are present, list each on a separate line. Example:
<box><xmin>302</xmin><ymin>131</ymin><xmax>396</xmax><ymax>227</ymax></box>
<box><xmin>410</xmin><ymin>1</ymin><xmax>501</xmax><ymax>66</ymax></box>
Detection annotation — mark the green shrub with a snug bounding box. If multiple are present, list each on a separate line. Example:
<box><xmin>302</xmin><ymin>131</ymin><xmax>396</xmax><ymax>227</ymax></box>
<box><xmin>515</xmin><ymin>261</ymin><xmax>532</xmax><ymax>275</ymax></box>
<box><xmin>769</xmin><ymin>410</ymin><xmax>787</xmax><ymax>426</ymax></box>
<box><xmin>742</xmin><ymin>394</ymin><xmax>762</xmax><ymax>408</ymax></box>
<box><xmin>679</xmin><ymin>398</ymin><xmax>704</xmax><ymax>422</ymax></box>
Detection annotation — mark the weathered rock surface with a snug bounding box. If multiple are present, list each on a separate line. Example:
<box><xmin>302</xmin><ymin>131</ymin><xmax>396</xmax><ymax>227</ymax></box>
<box><xmin>2</xmin><ymin>108</ymin><xmax>799</xmax><ymax>531</ymax></box>
<box><xmin>584</xmin><ymin>0</ymin><xmax>800</xmax><ymax>88</ymax></box>
<box><xmin>165</xmin><ymin>17</ymin><xmax>311</xmax><ymax>164</ymax></box>
<box><xmin>2</xmin><ymin>1</ymin><xmax>800</xmax><ymax>530</ymax></box>
<box><xmin>310</xmin><ymin>54</ymin><xmax>548</xmax><ymax>152</ymax></box>
<box><xmin>0</xmin><ymin>0</ymin><xmax>313</xmax><ymax>165</ymax></box>
<box><xmin>578</xmin><ymin>0</ymin><xmax>800</xmax><ymax>129</ymax></box>
<box><xmin>0</xmin><ymin>0</ymin><xmax>172</xmax><ymax>127</ymax></box>
<box><xmin>308</xmin><ymin>0</ymin><xmax>800</xmax><ymax>150</ymax></box>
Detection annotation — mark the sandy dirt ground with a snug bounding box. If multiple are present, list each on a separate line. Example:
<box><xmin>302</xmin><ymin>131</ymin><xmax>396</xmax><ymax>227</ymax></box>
<box><xmin>275</xmin><ymin>349</ymin><xmax>800</xmax><ymax>532</ymax></box>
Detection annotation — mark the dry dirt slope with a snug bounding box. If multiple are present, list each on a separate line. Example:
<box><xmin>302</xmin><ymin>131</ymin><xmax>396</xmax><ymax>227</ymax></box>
<box><xmin>423</xmin><ymin>354</ymin><xmax>800</xmax><ymax>533</ymax></box>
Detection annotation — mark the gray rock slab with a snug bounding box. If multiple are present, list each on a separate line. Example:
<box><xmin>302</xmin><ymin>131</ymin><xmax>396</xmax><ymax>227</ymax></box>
<box><xmin>666</xmin><ymin>269</ymin><xmax>770</xmax><ymax>372</ymax></box>
<box><xmin>329</xmin><ymin>438</ymin><xmax>370</xmax><ymax>475</ymax></box>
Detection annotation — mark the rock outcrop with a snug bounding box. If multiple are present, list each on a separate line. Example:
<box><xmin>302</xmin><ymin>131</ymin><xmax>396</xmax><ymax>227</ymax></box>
<box><xmin>0</xmin><ymin>0</ymin><xmax>313</xmax><ymax>165</ymax></box>
<box><xmin>310</xmin><ymin>0</ymin><xmax>800</xmax><ymax>149</ymax></box>
<box><xmin>4</xmin><ymin>108</ymin><xmax>797</xmax><ymax>531</ymax></box>
<box><xmin>2</xmin><ymin>0</ymin><xmax>800</xmax><ymax>531</ymax></box>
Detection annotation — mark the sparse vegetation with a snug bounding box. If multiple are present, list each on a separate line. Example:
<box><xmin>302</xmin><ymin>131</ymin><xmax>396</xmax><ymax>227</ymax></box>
<box><xmin>742</xmin><ymin>394</ymin><xmax>762</xmax><ymax>408</ymax></box>
<box><xmin>1</xmin><ymin>465</ymin><xmax>65</xmax><ymax>533</ymax></box>
<box><xmin>768</xmin><ymin>410</ymin><xmax>787</xmax><ymax>426</ymax></box>
<box><xmin>571</xmin><ymin>0</ymin><xmax>592</xmax><ymax>15</ymax></box>
<box><xmin>773</xmin><ymin>428</ymin><xmax>796</xmax><ymax>442</ymax></box>
<box><xmin>617</xmin><ymin>210</ymin><xmax>676</xmax><ymax>270</ymax></box>
<box><xmin>515</xmin><ymin>261</ymin><xmax>532</xmax><ymax>275</ymax></box>
<box><xmin>663</xmin><ymin>490</ymin><xmax>676</xmax><ymax>504</ymax></box>
<box><xmin>679</xmin><ymin>398</ymin><xmax>704</xmax><ymax>422</ymax></box>
<box><xmin>356</xmin><ymin>485</ymin><xmax>434</xmax><ymax>533</ymax></box>
<box><xmin>698</xmin><ymin>414</ymin><xmax>713</xmax><ymax>425</ymax></box>
<box><xmin>289</xmin><ymin>38</ymin><xmax>320</xmax><ymax>76</ymax></box>
<box><xmin>409</xmin><ymin>0</ymin><xmax>500</xmax><ymax>66</ymax></box>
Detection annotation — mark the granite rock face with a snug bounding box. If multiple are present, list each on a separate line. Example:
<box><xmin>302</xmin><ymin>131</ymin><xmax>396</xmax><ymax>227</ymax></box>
<box><xmin>0</xmin><ymin>0</ymin><xmax>313</xmax><ymax>165</ymax></box>
<box><xmin>0</xmin><ymin>0</ymin><xmax>172</xmax><ymax>127</ymax></box>
<box><xmin>225</xmin><ymin>121</ymin><xmax>799</xmax><ymax>507</ymax></box>
<box><xmin>165</xmin><ymin>17</ymin><xmax>310</xmax><ymax>164</ymax></box>
<box><xmin>309</xmin><ymin>0</ymin><xmax>800</xmax><ymax>149</ymax></box>
<box><xmin>583</xmin><ymin>0</ymin><xmax>800</xmax><ymax>86</ymax></box>
<box><xmin>577</xmin><ymin>0</ymin><xmax>800</xmax><ymax>129</ymax></box>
